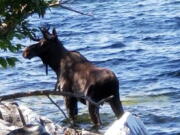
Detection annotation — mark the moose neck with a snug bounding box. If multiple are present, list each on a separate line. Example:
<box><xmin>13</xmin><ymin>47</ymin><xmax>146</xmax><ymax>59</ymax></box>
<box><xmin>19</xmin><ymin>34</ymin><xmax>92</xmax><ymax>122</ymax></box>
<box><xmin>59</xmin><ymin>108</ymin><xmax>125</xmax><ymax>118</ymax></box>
<box><xmin>40</xmin><ymin>41</ymin><xmax>67</xmax><ymax>75</ymax></box>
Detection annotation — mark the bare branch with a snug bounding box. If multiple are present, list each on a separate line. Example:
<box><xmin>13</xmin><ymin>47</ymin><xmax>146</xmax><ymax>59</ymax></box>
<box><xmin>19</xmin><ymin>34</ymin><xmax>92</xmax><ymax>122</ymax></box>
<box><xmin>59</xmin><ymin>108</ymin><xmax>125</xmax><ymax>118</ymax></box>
<box><xmin>0</xmin><ymin>90</ymin><xmax>99</xmax><ymax>107</ymax></box>
<box><xmin>29</xmin><ymin>32</ymin><xmax>40</xmax><ymax>41</ymax></box>
<box><xmin>47</xmin><ymin>95</ymin><xmax>73</xmax><ymax>125</ymax></box>
<box><xmin>60</xmin><ymin>5</ymin><xmax>93</xmax><ymax>16</ymax></box>
<box><xmin>49</xmin><ymin>0</ymin><xmax>93</xmax><ymax>16</ymax></box>
<box><xmin>0</xmin><ymin>90</ymin><xmax>113</xmax><ymax>110</ymax></box>
<box><xmin>49</xmin><ymin>0</ymin><xmax>72</xmax><ymax>6</ymax></box>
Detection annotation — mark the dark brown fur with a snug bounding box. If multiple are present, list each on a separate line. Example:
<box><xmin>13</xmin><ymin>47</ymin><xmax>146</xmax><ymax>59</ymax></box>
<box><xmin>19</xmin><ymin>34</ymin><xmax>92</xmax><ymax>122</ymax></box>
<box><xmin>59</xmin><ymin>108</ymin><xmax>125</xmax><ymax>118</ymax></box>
<box><xmin>23</xmin><ymin>28</ymin><xmax>124</xmax><ymax>126</ymax></box>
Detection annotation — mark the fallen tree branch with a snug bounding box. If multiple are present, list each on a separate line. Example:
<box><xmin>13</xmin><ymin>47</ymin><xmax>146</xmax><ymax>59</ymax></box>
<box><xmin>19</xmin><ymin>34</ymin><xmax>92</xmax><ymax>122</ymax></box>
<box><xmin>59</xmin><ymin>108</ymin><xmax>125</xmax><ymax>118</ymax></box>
<box><xmin>0</xmin><ymin>90</ymin><xmax>110</xmax><ymax>107</ymax></box>
<box><xmin>0</xmin><ymin>90</ymin><xmax>114</xmax><ymax>130</ymax></box>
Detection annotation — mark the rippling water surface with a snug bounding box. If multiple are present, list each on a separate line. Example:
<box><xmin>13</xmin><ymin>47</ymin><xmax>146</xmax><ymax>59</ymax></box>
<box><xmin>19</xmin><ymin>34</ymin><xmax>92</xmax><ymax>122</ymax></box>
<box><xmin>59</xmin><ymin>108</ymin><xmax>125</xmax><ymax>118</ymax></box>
<box><xmin>0</xmin><ymin>0</ymin><xmax>180</xmax><ymax>134</ymax></box>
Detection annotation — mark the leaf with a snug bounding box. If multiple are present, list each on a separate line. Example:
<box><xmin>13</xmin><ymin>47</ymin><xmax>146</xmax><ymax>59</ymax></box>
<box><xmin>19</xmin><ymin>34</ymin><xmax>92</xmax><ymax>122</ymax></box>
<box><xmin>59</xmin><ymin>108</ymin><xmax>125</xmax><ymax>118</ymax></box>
<box><xmin>0</xmin><ymin>57</ymin><xmax>7</xmax><ymax>68</ymax></box>
<box><xmin>14</xmin><ymin>33</ymin><xmax>24</xmax><ymax>40</ymax></box>
<box><xmin>0</xmin><ymin>0</ymin><xmax>56</xmax><ymax>67</ymax></box>
<box><xmin>15</xmin><ymin>44</ymin><xmax>22</xmax><ymax>50</ymax></box>
<box><xmin>6</xmin><ymin>57</ymin><xmax>18</xmax><ymax>67</ymax></box>
<box><xmin>8</xmin><ymin>45</ymin><xmax>17</xmax><ymax>52</ymax></box>
<box><xmin>0</xmin><ymin>57</ymin><xmax>19</xmax><ymax>68</ymax></box>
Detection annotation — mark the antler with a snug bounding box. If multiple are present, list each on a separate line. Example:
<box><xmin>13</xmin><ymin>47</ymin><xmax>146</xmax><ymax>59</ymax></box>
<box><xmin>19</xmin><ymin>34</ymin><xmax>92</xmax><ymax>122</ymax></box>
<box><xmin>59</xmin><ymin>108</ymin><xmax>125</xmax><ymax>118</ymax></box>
<box><xmin>39</xmin><ymin>26</ymin><xmax>52</xmax><ymax>40</ymax></box>
<box><xmin>29</xmin><ymin>32</ymin><xmax>40</xmax><ymax>41</ymax></box>
<box><xmin>39</xmin><ymin>26</ymin><xmax>50</xmax><ymax>33</ymax></box>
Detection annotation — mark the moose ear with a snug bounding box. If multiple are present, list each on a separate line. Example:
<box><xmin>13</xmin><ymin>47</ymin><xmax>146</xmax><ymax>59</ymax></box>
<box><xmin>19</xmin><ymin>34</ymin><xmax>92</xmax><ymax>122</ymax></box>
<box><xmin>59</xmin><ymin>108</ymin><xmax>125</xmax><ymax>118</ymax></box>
<box><xmin>39</xmin><ymin>27</ymin><xmax>51</xmax><ymax>40</ymax></box>
<box><xmin>52</xmin><ymin>28</ymin><xmax>57</xmax><ymax>37</ymax></box>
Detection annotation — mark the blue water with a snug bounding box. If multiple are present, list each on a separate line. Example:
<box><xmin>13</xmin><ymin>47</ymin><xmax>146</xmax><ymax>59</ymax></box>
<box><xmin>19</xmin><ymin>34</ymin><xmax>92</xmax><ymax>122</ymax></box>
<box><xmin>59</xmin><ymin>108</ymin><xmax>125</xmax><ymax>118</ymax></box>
<box><xmin>0</xmin><ymin>0</ymin><xmax>180</xmax><ymax>134</ymax></box>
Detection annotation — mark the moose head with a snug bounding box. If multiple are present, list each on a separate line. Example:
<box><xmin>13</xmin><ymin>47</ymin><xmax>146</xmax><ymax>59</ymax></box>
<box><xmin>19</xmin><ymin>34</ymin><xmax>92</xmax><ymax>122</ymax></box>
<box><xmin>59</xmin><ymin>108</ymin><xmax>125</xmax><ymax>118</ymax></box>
<box><xmin>23</xmin><ymin>27</ymin><xmax>67</xmax><ymax>74</ymax></box>
<box><xmin>23</xmin><ymin>27</ymin><xmax>59</xmax><ymax>59</ymax></box>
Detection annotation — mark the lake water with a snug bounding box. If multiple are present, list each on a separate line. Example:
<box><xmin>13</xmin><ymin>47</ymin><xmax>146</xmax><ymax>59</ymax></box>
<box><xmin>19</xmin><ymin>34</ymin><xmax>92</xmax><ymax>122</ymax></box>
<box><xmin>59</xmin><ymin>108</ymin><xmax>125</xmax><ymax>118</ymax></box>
<box><xmin>0</xmin><ymin>0</ymin><xmax>180</xmax><ymax>134</ymax></box>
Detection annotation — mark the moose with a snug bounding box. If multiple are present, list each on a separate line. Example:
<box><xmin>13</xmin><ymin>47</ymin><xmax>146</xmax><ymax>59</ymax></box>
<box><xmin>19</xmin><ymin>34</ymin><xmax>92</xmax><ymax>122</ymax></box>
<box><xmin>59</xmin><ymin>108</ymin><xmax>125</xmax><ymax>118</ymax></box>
<box><xmin>23</xmin><ymin>28</ymin><xmax>124</xmax><ymax>126</ymax></box>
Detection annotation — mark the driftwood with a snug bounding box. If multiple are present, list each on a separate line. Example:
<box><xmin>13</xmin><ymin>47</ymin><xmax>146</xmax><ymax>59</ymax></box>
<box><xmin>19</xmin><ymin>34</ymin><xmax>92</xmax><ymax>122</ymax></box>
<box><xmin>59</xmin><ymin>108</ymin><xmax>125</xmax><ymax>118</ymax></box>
<box><xmin>0</xmin><ymin>90</ymin><xmax>113</xmax><ymax>108</ymax></box>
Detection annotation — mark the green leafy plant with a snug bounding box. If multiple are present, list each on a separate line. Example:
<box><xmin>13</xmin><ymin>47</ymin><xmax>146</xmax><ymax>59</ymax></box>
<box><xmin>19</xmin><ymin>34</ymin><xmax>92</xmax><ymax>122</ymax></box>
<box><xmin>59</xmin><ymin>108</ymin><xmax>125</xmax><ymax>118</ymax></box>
<box><xmin>0</xmin><ymin>0</ymin><xmax>54</xmax><ymax>68</ymax></box>
<box><xmin>0</xmin><ymin>0</ymin><xmax>91</xmax><ymax>68</ymax></box>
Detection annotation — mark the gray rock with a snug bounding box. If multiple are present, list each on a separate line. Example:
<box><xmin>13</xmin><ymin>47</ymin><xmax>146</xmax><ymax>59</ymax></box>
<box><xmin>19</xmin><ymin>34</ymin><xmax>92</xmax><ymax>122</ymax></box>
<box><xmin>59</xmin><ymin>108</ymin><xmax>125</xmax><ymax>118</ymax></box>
<box><xmin>0</xmin><ymin>102</ymin><xmax>101</xmax><ymax>135</ymax></box>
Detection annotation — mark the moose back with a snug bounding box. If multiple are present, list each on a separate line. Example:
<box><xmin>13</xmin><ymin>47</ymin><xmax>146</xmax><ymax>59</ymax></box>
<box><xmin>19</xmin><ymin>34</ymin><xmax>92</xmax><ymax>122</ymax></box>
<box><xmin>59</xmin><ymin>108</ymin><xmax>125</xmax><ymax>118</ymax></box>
<box><xmin>23</xmin><ymin>28</ymin><xmax>124</xmax><ymax>126</ymax></box>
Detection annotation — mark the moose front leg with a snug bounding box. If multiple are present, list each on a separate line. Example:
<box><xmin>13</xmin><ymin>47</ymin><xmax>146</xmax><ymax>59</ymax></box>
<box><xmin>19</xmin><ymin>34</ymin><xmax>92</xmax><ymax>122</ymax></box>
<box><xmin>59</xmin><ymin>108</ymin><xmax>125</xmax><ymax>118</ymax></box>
<box><xmin>64</xmin><ymin>97</ymin><xmax>78</xmax><ymax>123</ymax></box>
<box><xmin>88</xmin><ymin>102</ymin><xmax>102</xmax><ymax>127</ymax></box>
<box><xmin>109</xmin><ymin>96</ymin><xmax>124</xmax><ymax>118</ymax></box>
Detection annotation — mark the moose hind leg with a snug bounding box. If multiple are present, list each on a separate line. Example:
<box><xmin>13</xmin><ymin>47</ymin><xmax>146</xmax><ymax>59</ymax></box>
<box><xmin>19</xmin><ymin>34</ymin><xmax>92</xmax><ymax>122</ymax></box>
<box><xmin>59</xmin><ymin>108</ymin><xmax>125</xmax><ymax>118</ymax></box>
<box><xmin>109</xmin><ymin>96</ymin><xmax>124</xmax><ymax>118</ymax></box>
<box><xmin>88</xmin><ymin>102</ymin><xmax>101</xmax><ymax>126</ymax></box>
<box><xmin>64</xmin><ymin>97</ymin><xmax>78</xmax><ymax>121</ymax></box>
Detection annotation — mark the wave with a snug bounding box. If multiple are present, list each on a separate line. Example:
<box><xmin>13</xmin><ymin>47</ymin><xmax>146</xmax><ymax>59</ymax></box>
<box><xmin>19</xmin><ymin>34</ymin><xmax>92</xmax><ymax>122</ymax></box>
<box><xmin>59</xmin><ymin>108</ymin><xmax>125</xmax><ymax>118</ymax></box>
<box><xmin>158</xmin><ymin>70</ymin><xmax>180</xmax><ymax>78</ymax></box>
<box><xmin>163</xmin><ymin>1</ymin><xmax>180</xmax><ymax>5</ymax></box>
<box><xmin>162</xmin><ymin>59</ymin><xmax>180</xmax><ymax>69</ymax></box>
<box><xmin>148</xmin><ymin>113</ymin><xmax>180</xmax><ymax>124</ymax></box>
<box><xmin>92</xmin><ymin>57</ymin><xmax>129</xmax><ymax>66</ymax></box>
<box><xmin>101</xmin><ymin>42</ymin><xmax>126</xmax><ymax>49</ymax></box>
<box><xmin>142</xmin><ymin>35</ymin><xmax>163</xmax><ymax>41</ymax></box>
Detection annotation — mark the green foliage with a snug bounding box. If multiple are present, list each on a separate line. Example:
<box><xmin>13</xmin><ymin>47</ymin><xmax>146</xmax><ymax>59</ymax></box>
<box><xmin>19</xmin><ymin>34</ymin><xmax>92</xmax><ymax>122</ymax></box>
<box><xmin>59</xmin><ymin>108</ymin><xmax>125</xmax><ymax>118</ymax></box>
<box><xmin>0</xmin><ymin>57</ymin><xmax>18</xmax><ymax>68</ymax></box>
<box><xmin>0</xmin><ymin>0</ymin><xmax>55</xmax><ymax>68</ymax></box>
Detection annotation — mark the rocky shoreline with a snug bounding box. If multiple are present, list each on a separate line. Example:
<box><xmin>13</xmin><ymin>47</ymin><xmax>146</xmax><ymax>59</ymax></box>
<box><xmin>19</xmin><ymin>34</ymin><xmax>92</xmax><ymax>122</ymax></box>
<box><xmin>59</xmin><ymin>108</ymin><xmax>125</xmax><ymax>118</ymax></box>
<box><xmin>0</xmin><ymin>102</ymin><xmax>100</xmax><ymax>135</ymax></box>
<box><xmin>0</xmin><ymin>102</ymin><xmax>148</xmax><ymax>135</ymax></box>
